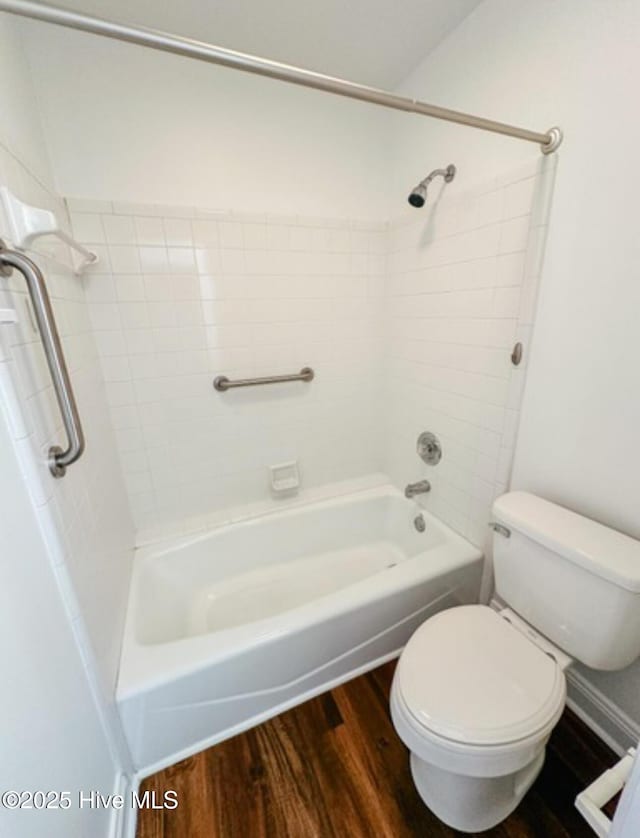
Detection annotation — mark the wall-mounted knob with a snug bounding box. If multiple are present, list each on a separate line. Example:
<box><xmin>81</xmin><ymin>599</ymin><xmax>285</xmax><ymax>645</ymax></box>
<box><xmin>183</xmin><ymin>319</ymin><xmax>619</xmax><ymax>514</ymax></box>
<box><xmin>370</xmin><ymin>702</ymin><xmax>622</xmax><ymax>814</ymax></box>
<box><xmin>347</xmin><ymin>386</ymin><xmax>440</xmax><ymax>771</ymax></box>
<box><xmin>511</xmin><ymin>342</ymin><xmax>523</xmax><ymax>366</ymax></box>
<box><xmin>417</xmin><ymin>431</ymin><xmax>442</xmax><ymax>466</ymax></box>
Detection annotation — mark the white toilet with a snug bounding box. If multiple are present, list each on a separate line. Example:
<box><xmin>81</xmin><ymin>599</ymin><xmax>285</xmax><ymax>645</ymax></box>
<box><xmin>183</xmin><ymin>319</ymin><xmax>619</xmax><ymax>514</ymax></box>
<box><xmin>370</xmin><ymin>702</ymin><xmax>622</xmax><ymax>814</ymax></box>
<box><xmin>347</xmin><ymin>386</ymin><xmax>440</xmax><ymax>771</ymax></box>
<box><xmin>391</xmin><ymin>491</ymin><xmax>640</xmax><ymax>833</ymax></box>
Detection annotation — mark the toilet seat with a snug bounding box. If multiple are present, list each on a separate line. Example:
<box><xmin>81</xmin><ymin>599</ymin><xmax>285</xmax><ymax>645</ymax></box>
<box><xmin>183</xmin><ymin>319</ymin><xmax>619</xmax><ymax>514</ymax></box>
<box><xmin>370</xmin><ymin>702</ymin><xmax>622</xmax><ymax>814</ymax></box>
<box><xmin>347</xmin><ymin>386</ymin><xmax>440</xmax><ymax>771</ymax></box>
<box><xmin>396</xmin><ymin>605</ymin><xmax>566</xmax><ymax>748</ymax></box>
<box><xmin>391</xmin><ymin>679</ymin><xmax>560</xmax><ymax>779</ymax></box>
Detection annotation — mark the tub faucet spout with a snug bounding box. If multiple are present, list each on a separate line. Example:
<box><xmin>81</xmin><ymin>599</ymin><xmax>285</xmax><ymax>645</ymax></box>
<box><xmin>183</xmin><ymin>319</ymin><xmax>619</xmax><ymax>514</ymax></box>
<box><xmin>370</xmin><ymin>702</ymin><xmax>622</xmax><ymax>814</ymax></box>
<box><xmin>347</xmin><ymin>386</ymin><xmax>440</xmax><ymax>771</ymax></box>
<box><xmin>405</xmin><ymin>480</ymin><xmax>431</xmax><ymax>499</ymax></box>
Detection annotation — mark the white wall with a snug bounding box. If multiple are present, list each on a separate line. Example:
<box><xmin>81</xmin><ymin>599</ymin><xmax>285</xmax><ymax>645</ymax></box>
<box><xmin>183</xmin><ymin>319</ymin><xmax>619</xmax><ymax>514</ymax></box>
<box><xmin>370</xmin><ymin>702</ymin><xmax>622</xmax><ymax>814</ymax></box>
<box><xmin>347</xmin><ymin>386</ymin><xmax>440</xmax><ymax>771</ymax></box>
<box><xmin>384</xmin><ymin>158</ymin><xmax>554</xmax><ymax>551</ymax></box>
<box><xmin>70</xmin><ymin>199</ymin><xmax>386</xmax><ymax>542</ymax></box>
<box><xmin>12</xmin><ymin>10</ymin><xmax>394</xmax><ymax>546</ymax></box>
<box><xmin>0</xmin><ymin>15</ymin><xmax>51</xmax><ymax>186</ymax></box>
<box><xmin>0</xmin><ymin>382</ymin><xmax>124</xmax><ymax>838</ymax></box>
<box><xmin>391</xmin><ymin>0</ymin><xmax>640</xmax><ymax>740</ymax></box>
<box><xmin>22</xmin><ymin>22</ymin><xmax>391</xmax><ymax>219</ymax></box>
<box><xmin>0</xmin><ymin>9</ymin><xmax>134</xmax><ymax>771</ymax></box>
<box><xmin>0</xmin><ymin>13</ymin><xmax>130</xmax><ymax>837</ymax></box>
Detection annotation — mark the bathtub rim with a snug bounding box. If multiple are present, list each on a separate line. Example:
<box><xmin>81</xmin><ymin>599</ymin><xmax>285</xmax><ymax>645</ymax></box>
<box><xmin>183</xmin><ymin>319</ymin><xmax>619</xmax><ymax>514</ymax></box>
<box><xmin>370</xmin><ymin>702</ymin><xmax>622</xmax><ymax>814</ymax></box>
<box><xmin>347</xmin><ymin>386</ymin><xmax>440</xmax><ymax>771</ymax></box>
<box><xmin>118</xmin><ymin>483</ymin><xmax>483</xmax><ymax>700</ymax></box>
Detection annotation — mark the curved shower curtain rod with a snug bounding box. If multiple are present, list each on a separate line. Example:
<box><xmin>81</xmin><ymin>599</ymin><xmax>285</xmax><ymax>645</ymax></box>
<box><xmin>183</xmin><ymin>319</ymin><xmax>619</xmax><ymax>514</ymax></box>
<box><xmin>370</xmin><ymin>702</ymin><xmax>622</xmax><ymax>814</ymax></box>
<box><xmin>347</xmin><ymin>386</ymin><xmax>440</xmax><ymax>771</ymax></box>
<box><xmin>0</xmin><ymin>0</ymin><xmax>563</xmax><ymax>154</ymax></box>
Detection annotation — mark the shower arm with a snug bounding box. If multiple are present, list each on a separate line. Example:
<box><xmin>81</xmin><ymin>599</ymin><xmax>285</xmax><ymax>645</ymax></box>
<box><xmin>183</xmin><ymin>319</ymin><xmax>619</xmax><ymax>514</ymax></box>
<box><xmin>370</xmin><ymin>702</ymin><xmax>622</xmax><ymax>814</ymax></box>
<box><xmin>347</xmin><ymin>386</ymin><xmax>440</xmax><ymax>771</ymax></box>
<box><xmin>0</xmin><ymin>0</ymin><xmax>562</xmax><ymax>154</ymax></box>
<box><xmin>418</xmin><ymin>165</ymin><xmax>456</xmax><ymax>189</ymax></box>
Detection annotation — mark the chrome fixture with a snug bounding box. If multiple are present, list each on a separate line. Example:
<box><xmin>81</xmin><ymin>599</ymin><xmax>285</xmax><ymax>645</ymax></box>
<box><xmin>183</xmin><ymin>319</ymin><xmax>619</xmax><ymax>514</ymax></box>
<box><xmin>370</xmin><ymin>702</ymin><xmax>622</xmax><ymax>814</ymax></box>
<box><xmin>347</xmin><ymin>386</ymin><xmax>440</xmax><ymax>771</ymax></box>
<box><xmin>405</xmin><ymin>480</ymin><xmax>431</xmax><ymax>499</ymax></box>
<box><xmin>0</xmin><ymin>1</ymin><xmax>562</xmax><ymax>154</ymax></box>
<box><xmin>408</xmin><ymin>164</ymin><xmax>456</xmax><ymax>208</ymax></box>
<box><xmin>214</xmin><ymin>367</ymin><xmax>314</xmax><ymax>392</ymax></box>
<box><xmin>414</xmin><ymin>514</ymin><xmax>426</xmax><ymax>533</ymax></box>
<box><xmin>489</xmin><ymin>522</ymin><xmax>511</xmax><ymax>538</ymax></box>
<box><xmin>511</xmin><ymin>342</ymin><xmax>523</xmax><ymax>366</ymax></box>
<box><xmin>417</xmin><ymin>432</ymin><xmax>442</xmax><ymax>466</ymax></box>
<box><xmin>0</xmin><ymin>240</ymin><xmax>85</xmax><ymax>477</ymax></box>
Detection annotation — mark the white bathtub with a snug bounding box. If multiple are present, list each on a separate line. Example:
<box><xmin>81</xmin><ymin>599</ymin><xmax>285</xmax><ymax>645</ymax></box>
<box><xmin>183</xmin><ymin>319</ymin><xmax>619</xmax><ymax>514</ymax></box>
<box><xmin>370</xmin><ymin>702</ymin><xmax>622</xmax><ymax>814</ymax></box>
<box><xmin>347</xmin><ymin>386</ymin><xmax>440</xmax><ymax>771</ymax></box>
<box><xmin>117</xmin><ymin>484</ymin><xmax>483</xmax><ymax>775</ymax></box>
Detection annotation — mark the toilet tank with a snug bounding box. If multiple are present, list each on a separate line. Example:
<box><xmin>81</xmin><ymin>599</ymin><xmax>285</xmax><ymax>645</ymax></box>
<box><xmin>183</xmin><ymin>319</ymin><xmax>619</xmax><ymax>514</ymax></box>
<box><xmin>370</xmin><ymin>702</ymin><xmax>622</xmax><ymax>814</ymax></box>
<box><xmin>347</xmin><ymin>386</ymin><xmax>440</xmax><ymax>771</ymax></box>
<box><xmin>492</xmin><ymin>492</ymin><xmax>640</xmax><ymax>670</ymax></box>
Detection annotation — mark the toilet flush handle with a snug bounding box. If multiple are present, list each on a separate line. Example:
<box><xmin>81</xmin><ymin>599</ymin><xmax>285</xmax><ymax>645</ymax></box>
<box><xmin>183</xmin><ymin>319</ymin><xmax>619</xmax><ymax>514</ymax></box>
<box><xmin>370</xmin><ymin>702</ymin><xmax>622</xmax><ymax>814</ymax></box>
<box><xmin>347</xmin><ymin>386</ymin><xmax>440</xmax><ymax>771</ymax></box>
<box><xmin>489</xmin><ymin>522</ymin><xmax>511</xmax><ymax>538</ymax></box>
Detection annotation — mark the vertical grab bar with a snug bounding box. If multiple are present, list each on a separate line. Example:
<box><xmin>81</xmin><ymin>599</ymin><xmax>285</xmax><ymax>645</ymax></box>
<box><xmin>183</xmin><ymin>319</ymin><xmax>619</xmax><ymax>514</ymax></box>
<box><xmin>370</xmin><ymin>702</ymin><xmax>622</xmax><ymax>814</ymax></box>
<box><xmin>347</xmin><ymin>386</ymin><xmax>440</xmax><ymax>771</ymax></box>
<box><xmin>0</xmin><ymin>239</ymin><xmax>85</xmax><ymax>477</ymax></box>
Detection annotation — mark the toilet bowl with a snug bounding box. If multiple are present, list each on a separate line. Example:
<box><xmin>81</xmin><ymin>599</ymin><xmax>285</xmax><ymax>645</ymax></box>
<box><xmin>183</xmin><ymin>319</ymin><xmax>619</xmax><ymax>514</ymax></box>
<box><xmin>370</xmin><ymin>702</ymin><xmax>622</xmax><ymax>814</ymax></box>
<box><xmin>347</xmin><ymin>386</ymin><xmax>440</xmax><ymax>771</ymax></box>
<box><xmin>390</xmin><ymin>605</ymin><xmax>567</xmax><ymax>832</ymax></box>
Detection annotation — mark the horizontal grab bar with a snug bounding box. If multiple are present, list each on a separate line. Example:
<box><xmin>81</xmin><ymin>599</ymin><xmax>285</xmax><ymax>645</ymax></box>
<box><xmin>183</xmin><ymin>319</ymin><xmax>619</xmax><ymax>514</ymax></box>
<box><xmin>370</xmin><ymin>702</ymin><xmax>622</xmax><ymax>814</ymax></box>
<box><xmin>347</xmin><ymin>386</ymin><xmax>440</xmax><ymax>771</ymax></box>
<box><xmin>213</xmin><ymin>367</ymin><xmax>315</xmax><ymax>392</ymax></box>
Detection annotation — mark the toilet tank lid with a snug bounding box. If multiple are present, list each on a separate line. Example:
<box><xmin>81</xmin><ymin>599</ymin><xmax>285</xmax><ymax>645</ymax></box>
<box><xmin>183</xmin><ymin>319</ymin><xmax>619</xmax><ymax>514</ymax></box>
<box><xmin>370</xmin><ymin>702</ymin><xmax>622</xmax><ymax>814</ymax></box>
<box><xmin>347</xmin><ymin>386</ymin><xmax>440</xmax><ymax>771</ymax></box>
<box><xmin>493</xmin><ymin>492</ymin><xmax>640</xmax><ymax>593</ymax></box>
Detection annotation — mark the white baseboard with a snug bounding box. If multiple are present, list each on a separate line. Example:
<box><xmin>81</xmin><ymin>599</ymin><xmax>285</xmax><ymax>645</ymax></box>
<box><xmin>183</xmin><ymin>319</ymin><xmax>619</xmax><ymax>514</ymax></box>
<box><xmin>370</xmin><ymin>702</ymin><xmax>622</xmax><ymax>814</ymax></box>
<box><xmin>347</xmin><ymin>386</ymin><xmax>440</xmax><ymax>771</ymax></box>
<box><xmin>108</xmin><ymin>772</ymin><xmax>139</xmax><ymax>838</ymax></box>
<box><xmin>567</xmin><ymin>669</ymin><xmax>640</xmax><ymax>757</ymax></box>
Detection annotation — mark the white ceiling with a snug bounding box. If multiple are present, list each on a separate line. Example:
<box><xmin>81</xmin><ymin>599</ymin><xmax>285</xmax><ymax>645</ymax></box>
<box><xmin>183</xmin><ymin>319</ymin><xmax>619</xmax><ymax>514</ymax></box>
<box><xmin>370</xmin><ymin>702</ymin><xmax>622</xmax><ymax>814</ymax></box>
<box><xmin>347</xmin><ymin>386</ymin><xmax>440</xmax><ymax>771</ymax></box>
<box><xmin>42</xmin><ymin>0</ymin><xmax>483</xmax><ymax>88</ymax></box>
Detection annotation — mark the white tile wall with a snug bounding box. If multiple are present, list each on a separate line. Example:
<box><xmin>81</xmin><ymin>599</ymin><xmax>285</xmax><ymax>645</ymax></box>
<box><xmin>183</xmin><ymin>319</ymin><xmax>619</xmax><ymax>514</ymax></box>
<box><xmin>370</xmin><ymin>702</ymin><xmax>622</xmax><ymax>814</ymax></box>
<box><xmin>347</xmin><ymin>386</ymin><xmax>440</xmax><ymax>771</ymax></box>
<box><xmin>68</xmin><ymin>157</ymin><xmax>555</xmax><ymax>550</ymax></box>
<box><xmin>70</xmin><ymin>202</ymin><xmax>387</xmax><ymax>543</ymax></box>
<box><xmin>0</xmin><ymin>144</ymin><xmax>134</xmax><ymax>705</ymax></box>
<box><xmin>383</xmin><ymin>157</ymin><xmax>556</xmax><ymax>550</ymax></box>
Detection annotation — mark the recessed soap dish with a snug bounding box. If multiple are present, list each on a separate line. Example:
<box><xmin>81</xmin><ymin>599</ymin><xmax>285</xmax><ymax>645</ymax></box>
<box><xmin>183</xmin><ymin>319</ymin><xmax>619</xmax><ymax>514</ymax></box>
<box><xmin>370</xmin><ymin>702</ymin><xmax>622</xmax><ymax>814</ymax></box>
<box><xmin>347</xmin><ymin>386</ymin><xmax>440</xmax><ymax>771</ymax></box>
<box><xmin>270</xmin><ymin>461</ymin><xmax>300</xmax><ymax>496</ymax></box>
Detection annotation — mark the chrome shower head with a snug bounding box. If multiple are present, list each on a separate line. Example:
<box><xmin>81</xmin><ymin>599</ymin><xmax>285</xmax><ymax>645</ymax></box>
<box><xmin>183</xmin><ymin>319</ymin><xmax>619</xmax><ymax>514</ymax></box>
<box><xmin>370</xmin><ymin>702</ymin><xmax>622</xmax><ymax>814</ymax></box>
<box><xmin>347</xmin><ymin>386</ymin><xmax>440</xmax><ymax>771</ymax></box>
<box><xmin>408</xmin><ymin>185</ymin><xmax>427</xmax><ymax>208</ymax></box>
<box><xmin>408</xmin><ymin>163</ymin><xmax>456</xmax><ymax>208</ymax></box>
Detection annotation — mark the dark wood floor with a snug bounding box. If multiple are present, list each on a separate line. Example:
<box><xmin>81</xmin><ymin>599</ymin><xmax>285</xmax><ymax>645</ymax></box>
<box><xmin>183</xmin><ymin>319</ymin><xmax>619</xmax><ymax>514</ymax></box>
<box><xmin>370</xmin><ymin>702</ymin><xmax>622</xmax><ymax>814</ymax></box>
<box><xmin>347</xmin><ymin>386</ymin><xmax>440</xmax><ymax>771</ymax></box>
<box><xmin>137</xmin><ymin>660</ymin><xmax>618</xmax><ymax>838</ymax></box>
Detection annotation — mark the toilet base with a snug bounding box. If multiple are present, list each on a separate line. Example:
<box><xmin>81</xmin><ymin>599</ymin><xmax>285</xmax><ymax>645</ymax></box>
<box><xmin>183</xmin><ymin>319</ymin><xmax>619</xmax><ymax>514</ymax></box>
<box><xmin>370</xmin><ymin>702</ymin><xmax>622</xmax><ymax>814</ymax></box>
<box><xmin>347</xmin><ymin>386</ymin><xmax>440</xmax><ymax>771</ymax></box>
<box><xmin>410</xmin><ymin>748</ymin><xmax>546</xmax><ymax>833</ymax></box>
